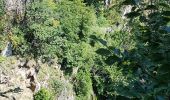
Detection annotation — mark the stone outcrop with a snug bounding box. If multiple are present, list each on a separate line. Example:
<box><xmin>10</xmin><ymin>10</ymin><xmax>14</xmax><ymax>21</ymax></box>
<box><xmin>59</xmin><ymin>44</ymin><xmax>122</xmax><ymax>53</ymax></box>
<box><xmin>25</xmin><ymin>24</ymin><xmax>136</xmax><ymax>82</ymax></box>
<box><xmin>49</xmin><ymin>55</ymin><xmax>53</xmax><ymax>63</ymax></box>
<box><xmin>4</xmin><ymin>0</ymin><xmax>26</xmax><ymax>18</ymax></box>
<box><xmin>0</xmin><ymin>57</ymin><xmax>34</xmax><ymax>100</ymax></box>
<box><xmin>0</xmin><ymin>57</ymin><xmax>75</xmax><ymax>100</ymax></box>
<box><xmin>1</xmin><ymin>42</ymin><xmax>12</xmax><ymax>57</ymax></box>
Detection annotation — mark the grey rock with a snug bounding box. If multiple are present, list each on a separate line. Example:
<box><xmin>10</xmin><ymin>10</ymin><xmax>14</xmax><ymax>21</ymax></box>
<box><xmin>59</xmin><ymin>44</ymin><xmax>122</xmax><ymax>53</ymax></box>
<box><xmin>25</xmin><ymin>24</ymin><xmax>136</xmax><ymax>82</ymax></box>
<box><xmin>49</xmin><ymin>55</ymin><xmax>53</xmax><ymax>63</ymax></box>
<box><xmin>1</xmin><ymin>42</ymin><xmax>12</xmax><ymax>57</ymax></box>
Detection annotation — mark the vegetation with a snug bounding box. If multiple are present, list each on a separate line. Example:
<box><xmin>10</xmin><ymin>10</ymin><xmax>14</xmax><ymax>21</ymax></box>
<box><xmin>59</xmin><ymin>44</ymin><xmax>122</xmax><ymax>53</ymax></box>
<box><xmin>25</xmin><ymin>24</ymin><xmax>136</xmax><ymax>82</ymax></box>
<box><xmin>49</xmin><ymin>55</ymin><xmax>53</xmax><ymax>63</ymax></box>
<box><xmin>0</xmin><ymin>0</ymin><xmax>170</xmax><ymax>99</ymax></box>
<box><xmin>34</xmin><ymin>88</ymin><xmax>53</xmax><ymax>100</ymax></box>
<box><xmin>52</xmin><ymin>80</ymin><xmax>65</xmax><ymax>95</ymax></box>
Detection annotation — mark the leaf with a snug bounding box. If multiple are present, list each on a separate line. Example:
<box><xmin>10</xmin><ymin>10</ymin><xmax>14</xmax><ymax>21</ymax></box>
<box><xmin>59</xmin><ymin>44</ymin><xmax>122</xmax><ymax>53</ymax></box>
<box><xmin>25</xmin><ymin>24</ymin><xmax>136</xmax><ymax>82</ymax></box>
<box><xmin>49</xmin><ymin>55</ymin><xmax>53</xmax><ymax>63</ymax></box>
<box><xmin>105</xmin><ymin>55</ymin><xmax>120</xmax><ymax>65</ymax></box>
<box><xmin>145</xmin><ymin>5</ymin><xmax>158</xmax><ymax>10</ymax></box>
<box><xmin>96</xmin><ymin>48</ymin><xmax>111</xmax><ymax>56</ymax></box>
<box><xmin>125</xmin><ymin>12</ymin><xmax>140</xmax><ymax>18</ymax></box>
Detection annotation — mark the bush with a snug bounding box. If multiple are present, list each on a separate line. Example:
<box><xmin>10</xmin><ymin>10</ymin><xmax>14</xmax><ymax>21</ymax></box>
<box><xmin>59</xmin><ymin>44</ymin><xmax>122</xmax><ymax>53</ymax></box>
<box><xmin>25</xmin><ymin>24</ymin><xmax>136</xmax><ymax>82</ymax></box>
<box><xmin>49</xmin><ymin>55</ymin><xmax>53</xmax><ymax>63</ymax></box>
<box><xmin>52</xmin><ymin>80</ymin><xmax>65</xmax><ymax>95</ymax></box>
<box><xmin>34</xmin><ymin>88</ymin><xmax>53</xmax><ymax>100</ymax></box>
<box><xmin>74</xmin><ymin>69</ymin><xmax>93</xmax><ymax>100</ymax></box>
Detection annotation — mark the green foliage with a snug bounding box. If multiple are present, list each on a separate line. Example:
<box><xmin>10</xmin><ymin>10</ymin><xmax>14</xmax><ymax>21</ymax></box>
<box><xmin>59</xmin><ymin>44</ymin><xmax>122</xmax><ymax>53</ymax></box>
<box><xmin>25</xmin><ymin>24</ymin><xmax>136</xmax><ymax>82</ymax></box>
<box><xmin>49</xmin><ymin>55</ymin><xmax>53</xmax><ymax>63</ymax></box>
<box><xmin>52</xmin><ymin>80</ymin><xmax>65</xmax><ymax>95</ymax></box>
<box><xmin>86</xmin><ymin>0</ymin><xmax>170</xmax><ymax>99</ymax></box>
<box><xmin>34</xmin><ymin>88</ymin><xmax>53</xmax><ymax>100</ymax></box>
<box><xmin>0</xmin><ymin>56</ymin><xmax>5</xmax><ymax>63</ymax></box>
<box><xmin>0</xmin><ymin>0</ymin><xmax>4</xmax><ymax>16</ymax></box>
<box><xmin>0</xmin><ymin>0</ymin><xmax>5</xmax><ymax>47</ymax></box>
<box><xmin>92</xmin><ymin>66</ymin><xmax>138</xmax><ymax>99</ymax></box>
<box><xmin>0</xmin><ymin>35</ymin><xmax>7</xmax><ymax>51</ymax></box>
<box><xmin>0</xmin><ymin>18</ymin><xmax>5</xmax><ymax>33</ymax></box>
<box><xmin>15</xmin><ymin>0</ymin><xmax>97</xmax><ymax>60</ymax></box>
<box><xmin>10</xmin><ymin>27</ymin><xmax>25</xmax><ymax>48</ymax></box>
<box><xmin>94</xmin><ymin>0</ymin><xmax>170</xmax><ymax>99</ymax></box>
<box><xmin>74</xmin><ymin>69</ymin><xmax>93</xmax><ymax>100</ymax></box>
<box><xmin>92</xmin><ymin>36</ymin><xmax>137</xmax><ymax>98</ymax></box>
<box><xmin>57</xmin><ymin>0</ymin><xmax>96</xmax><ymax>40</ymax></box>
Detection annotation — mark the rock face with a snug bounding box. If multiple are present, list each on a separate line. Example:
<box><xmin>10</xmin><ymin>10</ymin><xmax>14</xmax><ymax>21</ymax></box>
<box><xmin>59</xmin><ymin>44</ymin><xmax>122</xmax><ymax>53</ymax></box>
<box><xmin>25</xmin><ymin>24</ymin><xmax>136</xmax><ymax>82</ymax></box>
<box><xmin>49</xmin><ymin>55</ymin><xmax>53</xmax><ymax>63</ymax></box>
<box><xmin>122</xmin><ymin>5</ymin><xmax>132</xmax><ymax>19</ymax></box>
<box><xmin>4</xmin><ymin>0</ymin><xmax>26</xmax><ymax>17</ymax></box>
<box><xmin>0</xmin><ymin>57</ymin><xmax>75</xmax><ymax>100</ymax></box>
<box><xmin>37</xmin><ymin>60</ymin><xmax>75</xmax><ymax>100</ymax></box>
<box><xmin>1</xmin><ymin>42</ymin><xmax>12</xmax><ymax>57</ymax></box>
<box><xmin>104</xmin><ymin>0</ymin><xmax>112</xmax><ymax>8</ymax></box>
<box><xmin>1</xmin><ymin>0</ymin><xmax>27</xmax><ymax>57</ymax></box>
<box><xmin>0</xmin><ymin>57</ymin><xmax>34</xmax><ymax>100</ymax></box>
<box><xmin>58</xmin><ymin>85</ymin><xmax>74</xmax><ymax>100</ymax></box>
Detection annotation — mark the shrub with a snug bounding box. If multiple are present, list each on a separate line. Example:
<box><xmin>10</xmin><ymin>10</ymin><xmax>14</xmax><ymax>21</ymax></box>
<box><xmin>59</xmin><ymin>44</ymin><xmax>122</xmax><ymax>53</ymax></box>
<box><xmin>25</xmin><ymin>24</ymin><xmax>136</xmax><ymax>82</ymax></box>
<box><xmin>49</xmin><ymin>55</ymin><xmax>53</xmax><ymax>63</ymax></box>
<box><xmin>34</xmin><ymin>88</ymin><xmax>53</xmax><ymax>100</ymax></box>
<box><xmin>74</xmin><ymin>69</ymin><xmax>93</xmax><ymax>100</ymax></box>
<box><xmin>52</xmin><ymin>80</ymin><xmax>65</xmax><ymax>95</ymax></box>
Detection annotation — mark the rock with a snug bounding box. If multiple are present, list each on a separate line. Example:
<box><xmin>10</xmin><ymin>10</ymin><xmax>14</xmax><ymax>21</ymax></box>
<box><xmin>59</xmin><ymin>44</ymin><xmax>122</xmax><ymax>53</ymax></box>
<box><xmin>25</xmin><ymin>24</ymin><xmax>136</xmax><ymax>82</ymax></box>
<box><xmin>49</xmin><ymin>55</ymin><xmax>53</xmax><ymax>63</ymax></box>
<box><xmin>37</xmin><ymin>60</ymin><xmax>75</xmax><ymax>100</ymax></box>
<box><xmin>18</xmin><ymin>58</ymin><xmax>26</xmax><ymax>67</ymax></box>
<box><xmin>4</xmin><ymin>0</ymin><xmax>27</xmax><ymax>20</ymax></box>
<box><xmin>57</xmin><ymin>81</ymin><xmax>74</xmax><ymax>100</ymax></box>
<box><xmin>72</xmin><ymin>67</ymin><xmax>79</xmax><ymax>75</ymax></box>
<box><xmin>122</xmin><ymin>5</ymin><xmax>132</xmax><ymax>19</ymax></box>
<box><xmin>104</xmin><ymin>0</ymin><xmax>112</xmax><ymax>8</ymax></box>
<box><xmin>0</xmin><ymin>68</ymin><xmax>33</xmax><ymax>100</ymax></box>
<box><xmin>0</xmin><ymin>57</ymin><xmax>75</xmax><ymax>100</ymax></box>
<box><xmin>1</xmin><ymin>42</ymin><xmax>12</xmax><ymax>57</ymax></box>
<box><xmin>34</xmin><ymin>82</ymin><xmax>41</xmax><ymax>93</ymax></box>
<box><xmin>26</xmin><ymin>59</ymin><xmax>37</xmax><ymax>68</ymax></box>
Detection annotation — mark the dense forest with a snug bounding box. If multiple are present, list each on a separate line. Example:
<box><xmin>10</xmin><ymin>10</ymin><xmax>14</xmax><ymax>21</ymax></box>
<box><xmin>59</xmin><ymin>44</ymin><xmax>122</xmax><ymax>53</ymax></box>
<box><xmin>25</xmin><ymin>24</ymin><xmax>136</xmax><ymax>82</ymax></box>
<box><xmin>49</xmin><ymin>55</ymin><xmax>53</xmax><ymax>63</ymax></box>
<box><xmin>0</xmin><ymin>0</ymin><xmax>170</xmax><ymax>100</ymax></box>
